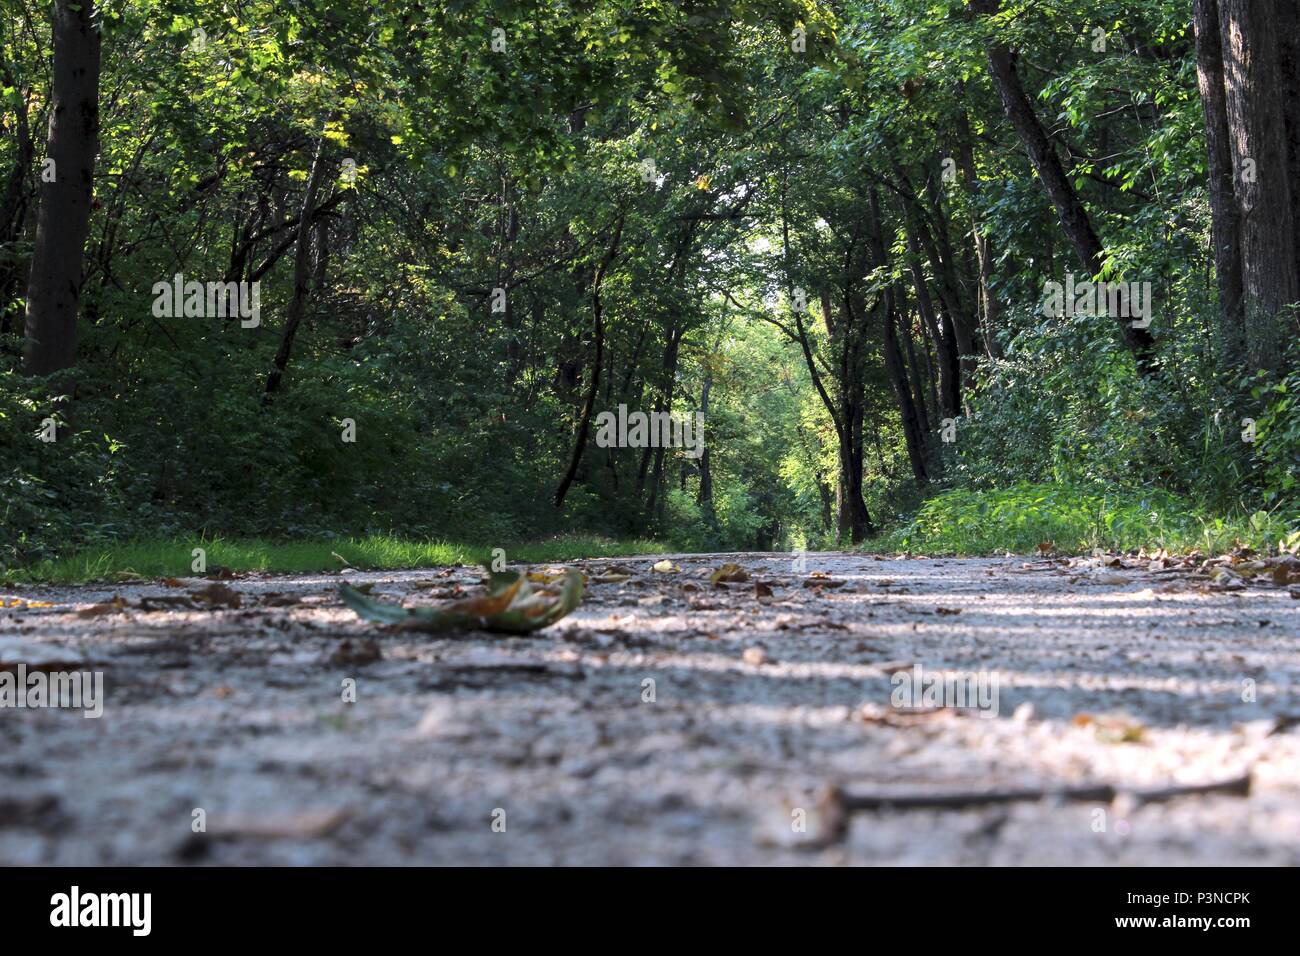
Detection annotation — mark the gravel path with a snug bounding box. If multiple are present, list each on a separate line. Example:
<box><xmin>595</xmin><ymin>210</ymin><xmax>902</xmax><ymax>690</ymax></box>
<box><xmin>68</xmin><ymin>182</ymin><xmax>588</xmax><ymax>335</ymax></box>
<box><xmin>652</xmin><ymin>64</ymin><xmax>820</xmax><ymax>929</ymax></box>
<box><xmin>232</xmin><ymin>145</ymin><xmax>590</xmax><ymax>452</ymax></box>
<box><xmin>2</xmin><ymin>552</ymin><xmax>1298</xmax><ymax>865</ymax></box>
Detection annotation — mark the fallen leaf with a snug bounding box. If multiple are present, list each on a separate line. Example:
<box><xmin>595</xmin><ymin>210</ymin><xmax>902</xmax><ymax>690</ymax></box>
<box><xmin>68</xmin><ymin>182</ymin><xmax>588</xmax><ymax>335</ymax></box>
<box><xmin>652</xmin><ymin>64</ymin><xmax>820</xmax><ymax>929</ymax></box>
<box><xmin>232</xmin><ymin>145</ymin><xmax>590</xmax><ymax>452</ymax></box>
<box><xmin>189</xmin><ymin>583</ymin><xmax>242</xmax><ymax>609</ymax></box>
<box><xmin>259</xmin><ymin>592</ymin><xmax>302</xmax><ymax>607</ymax></box>
<box><xmin>1272</xmin><ymin>564</ymin><xmax>1300</xmax><ymax>587</ymax></box>
<box><xmin>0</xmin><ymin>597</ymin><xmax>56</xmax><ymax>609</ymax></box>
<box><xmin>340</xmin><ymin>569</ymin><xmax>583</xmax><ymax>634</ymax></box>
<box><xmin>76</xmin><ymin>596</ymin><xmax>129</xmax><ymax>618</ymax></box>
<box><xmin>1091</xmin><ymin>573</ymin><xmax>1133</xmax><ymax>586</ymax></box>
<box><xmin>1213</xmin><ymin>570</ymin><xmax>1247</xmax><ymax>591</ymax></box>
<box><xmin>526</xmin><ymin>569</ymin><xmax>578</xmax><ymax>584</ymax></box>
<box><xmin>651</xmin><ymin>560</ymin><xmax>680</xmax><ymax>574</ymax></box>
<box><xmin>329</xmin><ymin>639</ymin><xmax>382</xmax><ymax>666</ymax></box>
<box><xmin>710</xmin><ymin>563</ymin><xmax>750</xmax><ymax>585</ymax></box>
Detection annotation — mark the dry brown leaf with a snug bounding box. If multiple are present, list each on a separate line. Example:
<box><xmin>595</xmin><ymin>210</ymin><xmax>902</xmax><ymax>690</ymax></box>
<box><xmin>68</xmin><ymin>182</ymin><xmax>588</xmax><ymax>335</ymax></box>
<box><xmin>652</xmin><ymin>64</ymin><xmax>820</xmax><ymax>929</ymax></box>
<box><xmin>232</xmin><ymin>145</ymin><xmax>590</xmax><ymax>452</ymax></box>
<box><xmin>77</xmin><ymin>596</ymin><xmax>129</xmax><ymax>618</ymax></box>
<box><xmin>710</xmin><ymin>563</ymin><xmax>750</xmax><ymax>584</ymax></box>
<box><xmin>1</xmin><ymin>597</ymin><xmax>56</xmax><ymax>609</ymax></box>
<box><xmin>329</xmin><ymin>639</ymin><xmax>382</xmax><ymax>666</ymax></box>
<box><xmin>189</xmin><ymin>583</ymin><xmax>243</xmax><ymax>609</ymax></box>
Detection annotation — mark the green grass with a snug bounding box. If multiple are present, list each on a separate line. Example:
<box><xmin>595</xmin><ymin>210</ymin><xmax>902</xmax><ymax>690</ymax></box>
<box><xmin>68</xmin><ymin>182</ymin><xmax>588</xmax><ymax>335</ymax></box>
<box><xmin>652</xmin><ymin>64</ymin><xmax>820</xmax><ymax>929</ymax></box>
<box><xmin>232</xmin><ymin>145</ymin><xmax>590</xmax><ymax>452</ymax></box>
<box><xmin>4</xmin><ymin>534</ymin><xmax>668</xmax><ymax>585</ymax></box>
<box><xmin>873</xmin><ymin>482</ymin><xmax>1300</xmax><ymax>556</ymax></box>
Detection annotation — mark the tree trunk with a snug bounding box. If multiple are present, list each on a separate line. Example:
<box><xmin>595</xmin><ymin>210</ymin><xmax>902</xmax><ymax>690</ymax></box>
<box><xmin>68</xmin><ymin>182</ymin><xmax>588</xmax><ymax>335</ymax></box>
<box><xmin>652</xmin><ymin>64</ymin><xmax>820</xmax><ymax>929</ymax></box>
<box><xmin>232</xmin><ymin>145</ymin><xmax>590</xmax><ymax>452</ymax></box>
<box><xmin>697</xmin><ymin>374</ymin><xmax>715</xmax><ymax>524</ymax></box>
<box><xmin>0</xmin><ymin>71</ymin><xmax>35</xmax><ymax>339</ymax></box>
<box><xmin>779</xmin><ymin>173</ymin><xmax>874</xmax><ymax>542</ymax></box>
<box><xmin>956</xmin><ymin>109</ymin><xmax>1001</xmax><ymax>356</ymax></box>
<box><xmin>883</xmin><ymin>298</ymin><xmax>930</xmax><ymax>485</ymax></box>
<box><xmin>264</xmin><ymin>136</ymin><xmax>331</xmax><ymax>398</ymax></box>
<box><xmin>1277</xmin><ymin>1</ymin><xmax>1300</xmax><ymax>296</ymax></box>
<box><xmin>21</xmin><ymin>0</ymin><xmax>100</xmax><ymax>376</ymax></box>
<box><xmin>554</xmin><ymin>211</ymin><xmax>625</xmax><ymax>507</ymax></box>
<box><xmin>1195</xmin><ymin>0</ymin><xmax>1247</xmax><ymax>369</ymax></box>
<box><xmin>904</xmin><ymin>221</ymin><xmax>960</xmax><ymax>417</ymax></box>
<box><xmin>1215</xmin><ymin>0</ymin><xmax>1298</xmax><ymax>373</ymax></box>
<box><xmin>970</xmin><ymin>0</ymin><xmax>1156</xmax><ymax>371</ymax></box>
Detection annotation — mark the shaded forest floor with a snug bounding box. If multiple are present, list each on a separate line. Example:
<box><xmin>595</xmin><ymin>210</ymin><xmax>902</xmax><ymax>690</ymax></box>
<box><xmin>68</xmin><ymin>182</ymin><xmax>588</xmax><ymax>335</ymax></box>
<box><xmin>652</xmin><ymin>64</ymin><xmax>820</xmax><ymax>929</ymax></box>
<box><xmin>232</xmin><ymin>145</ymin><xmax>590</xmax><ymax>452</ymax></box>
<box><xmin>2</xmin><ymin>552</ymin><xmax>1299</xmax><ymax>865</ymax></box>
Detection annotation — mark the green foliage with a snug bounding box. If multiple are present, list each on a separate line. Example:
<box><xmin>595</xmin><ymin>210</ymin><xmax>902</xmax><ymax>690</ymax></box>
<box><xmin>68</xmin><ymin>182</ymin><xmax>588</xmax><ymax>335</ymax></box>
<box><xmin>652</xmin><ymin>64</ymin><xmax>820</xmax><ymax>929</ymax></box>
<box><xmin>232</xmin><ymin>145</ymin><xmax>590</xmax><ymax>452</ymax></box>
<box><xmin>2</xmin><ymin>0</ymin><xmax>1296</xmax><ymax>569</ymax></box>
<box><xmin>882</xmin><ymin>482</ymin><xmax>1299</xmax><ymax>557</ymax></box>
<box><xmin>6</xmin><ymin>533</ymin><xmax>662</xmax><ymax>585</ymax></box>
<box><xmin>1252</xmin><ymin>362</ymin><xmax>1300</xmax><ymax>505</ymax></box>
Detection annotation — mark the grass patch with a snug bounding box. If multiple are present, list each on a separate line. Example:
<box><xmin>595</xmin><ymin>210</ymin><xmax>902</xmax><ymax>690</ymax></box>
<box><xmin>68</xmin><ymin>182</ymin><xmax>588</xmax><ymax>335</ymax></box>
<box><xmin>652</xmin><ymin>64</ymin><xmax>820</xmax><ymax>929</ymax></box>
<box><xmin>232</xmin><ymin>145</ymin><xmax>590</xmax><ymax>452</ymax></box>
<box><xmin>4</xmin><ymin>534</ymin><xmax>668</xmax><ymax>585</ymax></box>
<box><xmin>873</xmin><ymin>482</ymin><xmax>1300</xmax><ymax>556</ymax></box>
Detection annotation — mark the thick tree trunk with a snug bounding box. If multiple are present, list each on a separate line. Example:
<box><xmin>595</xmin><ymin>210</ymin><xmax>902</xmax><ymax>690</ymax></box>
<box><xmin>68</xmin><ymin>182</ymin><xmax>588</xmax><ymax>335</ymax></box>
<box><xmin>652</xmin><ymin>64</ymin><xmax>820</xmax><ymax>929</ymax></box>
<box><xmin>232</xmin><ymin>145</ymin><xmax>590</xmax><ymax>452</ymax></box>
<box><xmin>1277</xmin><ymin>1</ymin><xmax>1300</xmax><ymax>296</ymax></box>
<box><xmin>1216</xmin><ymin>0</ymin><xmax>1298</xmax><ymax>373</ymax></box>
<box><xmin>835</xmin><ymin>394</ymin><xmax>872</xmax><ymax>544</ymax></box>
<box><xmin>21</xmin><ymin>0</ymin><xmax>100</xmax><ymax>376</ymax></box>
<box><xmin>1195</xmin><ymin>0</ymin><xmax>1247</xmax><ymax>369</ymax></box>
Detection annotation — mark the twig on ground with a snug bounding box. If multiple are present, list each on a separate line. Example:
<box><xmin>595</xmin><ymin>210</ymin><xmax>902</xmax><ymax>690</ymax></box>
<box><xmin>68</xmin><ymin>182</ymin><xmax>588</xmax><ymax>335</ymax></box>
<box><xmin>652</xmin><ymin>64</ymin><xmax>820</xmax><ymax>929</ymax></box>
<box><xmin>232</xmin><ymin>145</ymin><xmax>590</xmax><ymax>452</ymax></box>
<box><xmin>830</xmin><ymin>772</ymin><xmax>1251</xmax><ymax>813</ymax></box>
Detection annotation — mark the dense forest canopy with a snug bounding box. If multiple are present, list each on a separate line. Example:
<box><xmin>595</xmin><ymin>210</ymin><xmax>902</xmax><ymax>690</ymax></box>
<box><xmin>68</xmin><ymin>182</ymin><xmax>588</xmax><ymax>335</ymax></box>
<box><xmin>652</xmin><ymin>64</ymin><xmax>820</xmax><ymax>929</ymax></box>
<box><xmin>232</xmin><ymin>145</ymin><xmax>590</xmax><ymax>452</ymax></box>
<box><xmin>2</xmin><ymin>0</ymin><xmax>1297</xmax><ymax>567</ymax></box>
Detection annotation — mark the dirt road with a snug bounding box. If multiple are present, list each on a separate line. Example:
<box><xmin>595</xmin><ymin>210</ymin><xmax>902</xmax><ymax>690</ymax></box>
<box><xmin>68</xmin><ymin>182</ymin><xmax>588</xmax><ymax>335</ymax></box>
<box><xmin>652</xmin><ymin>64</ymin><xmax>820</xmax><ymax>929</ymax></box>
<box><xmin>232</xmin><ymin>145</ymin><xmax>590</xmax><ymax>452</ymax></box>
<box><xmin>2</xmin><ymin>552</ymin><xmax>1298</xmax><ymax>864</ymax></box>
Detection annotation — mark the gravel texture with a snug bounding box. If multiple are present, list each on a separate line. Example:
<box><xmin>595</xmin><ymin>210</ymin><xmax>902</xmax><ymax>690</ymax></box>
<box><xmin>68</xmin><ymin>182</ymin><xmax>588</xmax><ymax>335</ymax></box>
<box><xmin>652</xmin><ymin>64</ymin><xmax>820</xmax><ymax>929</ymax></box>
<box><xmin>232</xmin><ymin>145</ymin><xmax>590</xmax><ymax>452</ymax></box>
<box><xmin>1</xmin><ymin>551</ymin><xmax>1297</xmax><ymax>865</ymax></box>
